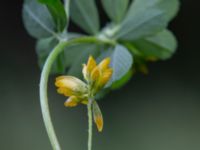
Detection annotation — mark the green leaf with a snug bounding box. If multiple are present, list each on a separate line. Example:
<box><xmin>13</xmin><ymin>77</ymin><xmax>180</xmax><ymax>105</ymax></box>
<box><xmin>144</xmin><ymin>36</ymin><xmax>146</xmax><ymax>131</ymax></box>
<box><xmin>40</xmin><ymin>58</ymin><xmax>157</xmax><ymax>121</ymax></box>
<box><xmin>22</xmin><ymin>0</ymin><xmax>57</xmax><ymax>39</ymax></box>
<box><xmin>70</xmin><ymin>0</ymin><xmax>100</xmax><ymax>34</ymax></box>
<box><xmin>131</xmin><ymin>29</ymin><xmax>177</xmax><ymax>60</ymax></box>
<box><xmin>139</xmin><ymin>0</ymin><xmax>180</xmax><ymax>21</ymax></box>
<box><xmin>125</xmin><ymin>0</ymin><xmax>180</xmax><ymax>21</ymax></box>
<box><xmin>110</xmin><ymin>45</ymin><xmax>133</xmax><ymax>82</ymax></box>
<box><xmin>157</xmin><ymin>0</ymin><xmax>180</xmax><ymax>21</ymax></box>
<box><xmin>98</xmin><ymin>45</ymin><xmax>133</xmax><ymax>86</ymax></box>
<box><xmin>111</xmin><ymin>70</ymin><xmax>133</xmax><ymax>90</ymax></box>
<box><xmin>115</xmin><ymin>0</ymin><xmax>180</xmax><ymax>40</ymax></box>
<box><xmin>36</xmin><ymin>37</ymin><xmax>66</xmax><ymax>74</ymax></box>
<box><xmin>38</xmin><ymin>0</ymin><xmax>67</xmax><ymax>32</ymax></box>
<box><xmin>101</xmin><ymin>0</ymin><xmax>129</xmax><ymax>23</ymax></box>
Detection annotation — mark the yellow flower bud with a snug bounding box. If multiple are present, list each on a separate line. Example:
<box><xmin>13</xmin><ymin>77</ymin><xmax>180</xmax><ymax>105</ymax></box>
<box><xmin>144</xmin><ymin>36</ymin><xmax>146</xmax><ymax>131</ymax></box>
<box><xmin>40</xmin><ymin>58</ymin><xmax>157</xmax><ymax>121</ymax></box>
<box><xmin>64</xmin><ymin>96</ymin><xmax>79</xmax><ymax>107</ymax></box>
<box><xmin>98</xmin><ymin>68</ymin><xmax>113</xmax><ymax>88</ymax></box>
<box><xmin>82</xmin><ymin>64</ymin><xmax>88</xmax><ymax>81</ymax></box>
<box><xmin>86</xmin><ymin>56</ymin><xmax>96</xmax><ymax>74</ymax></box>
<box><xmin>92</xmin><ymin>101</ymin><xmax>103</xmax><ymax>132</ymax></box>
<box><xmin>55</xmin><ymin>76</ymin><xmax>88</xmax><ymax>97</ymax></box>
<box><xmin>91</xmin><ymin>66</ymin><xmax>100</xmax><ymax>82</ymax></box>
<box><xmin>98</xmin><ymin>57</ymin><xmax>111</xmax><ymax>71</ymax></box>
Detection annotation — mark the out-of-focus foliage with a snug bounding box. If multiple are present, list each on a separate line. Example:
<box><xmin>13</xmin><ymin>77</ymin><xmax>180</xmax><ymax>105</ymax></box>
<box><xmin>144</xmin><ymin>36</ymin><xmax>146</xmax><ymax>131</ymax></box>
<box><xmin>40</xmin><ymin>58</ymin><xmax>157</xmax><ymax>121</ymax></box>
<box><xmin>22</xmin><ymin>0</ymin><xmax>180</xmax><ymax>92</ymax></box>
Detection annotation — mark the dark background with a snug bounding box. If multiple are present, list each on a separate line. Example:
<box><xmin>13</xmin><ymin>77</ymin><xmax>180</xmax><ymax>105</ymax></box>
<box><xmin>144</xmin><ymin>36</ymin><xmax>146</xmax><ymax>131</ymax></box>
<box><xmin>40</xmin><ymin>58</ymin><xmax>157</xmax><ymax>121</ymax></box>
<box><xmin>1</xmin><ymin>0</ymin><xmax>200</xmax><ymax>150</ymax></box>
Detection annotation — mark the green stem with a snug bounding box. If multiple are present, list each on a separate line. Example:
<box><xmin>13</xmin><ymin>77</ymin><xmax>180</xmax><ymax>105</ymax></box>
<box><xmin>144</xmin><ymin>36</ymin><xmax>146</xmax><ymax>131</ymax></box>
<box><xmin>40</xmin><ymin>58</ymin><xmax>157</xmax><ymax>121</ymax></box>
<box><xmin>39</xmin><ymin>42</ymin><xmax>65</xmax><ymax>150</ymax></box>
<box><xmin>39</xmin><ymin>36</ymin><xmax>115</xmax><ymax>150</ymax></box>
<box><xmin>87</xmin><ymin>99</ymin><xmax>93</xmax><ymax>150</ymax></box>
<box><xmin>64</xmin><ymin>0</ymin><xmax>70</xmax><ymax>18</ymax></box>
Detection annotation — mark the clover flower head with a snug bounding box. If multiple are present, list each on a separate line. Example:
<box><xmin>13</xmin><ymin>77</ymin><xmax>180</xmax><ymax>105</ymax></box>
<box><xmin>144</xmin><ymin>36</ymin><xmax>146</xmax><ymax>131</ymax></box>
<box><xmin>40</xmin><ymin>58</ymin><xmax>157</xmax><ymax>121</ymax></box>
<box><xmin>55</xmin><ymin>56</ymin><xmax>113</xmax><ymax>132</ymax></box>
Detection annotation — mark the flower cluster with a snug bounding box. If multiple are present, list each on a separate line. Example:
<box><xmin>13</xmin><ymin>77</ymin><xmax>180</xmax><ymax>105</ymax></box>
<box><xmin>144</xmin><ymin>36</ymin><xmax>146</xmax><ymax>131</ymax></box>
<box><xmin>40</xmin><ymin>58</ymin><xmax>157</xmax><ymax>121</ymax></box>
<box><xmin>55</xmin><ymin>56</ymin><xmax>113</xmax><ymax>131</ymax></box>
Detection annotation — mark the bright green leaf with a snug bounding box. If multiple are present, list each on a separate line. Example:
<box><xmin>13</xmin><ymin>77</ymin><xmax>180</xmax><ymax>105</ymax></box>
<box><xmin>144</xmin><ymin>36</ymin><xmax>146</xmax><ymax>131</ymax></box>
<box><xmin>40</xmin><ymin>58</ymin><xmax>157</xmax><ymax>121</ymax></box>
<box><xmin>38</xmin><ymin>0</ymin><xmax>67</xmax><ymax>32</ymax></box>
<box><xmin>111</xmin><ymin>70</ymin><xmax>133</xmax><ymax>90</ymax></box>
<box><xmin>70</xmin><ymin>0</ymin><xmax>100</xmax><ymax>34</ymax></box>
<box><xmin>115</xmin><ymin>0</ymin><xmax>180</xmax><ymax>40</ymax></box>
<box><xmin>22</xmin><ymin>0</ymin><xmax>57</xmax><ymax>39</ymax></box>
<box><xmin>101</xmin><ymin>0</ymin><xmax>129</xmax><ymax>23</ymax></box>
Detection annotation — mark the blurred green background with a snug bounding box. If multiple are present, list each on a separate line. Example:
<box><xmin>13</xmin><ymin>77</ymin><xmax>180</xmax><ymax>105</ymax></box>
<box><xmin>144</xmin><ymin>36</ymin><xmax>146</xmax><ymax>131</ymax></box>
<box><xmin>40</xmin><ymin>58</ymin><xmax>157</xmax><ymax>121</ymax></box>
<box><xmin>1</xmin><ymin>0</ymin><xmax>200</xmax><ymax>150</ymax></box>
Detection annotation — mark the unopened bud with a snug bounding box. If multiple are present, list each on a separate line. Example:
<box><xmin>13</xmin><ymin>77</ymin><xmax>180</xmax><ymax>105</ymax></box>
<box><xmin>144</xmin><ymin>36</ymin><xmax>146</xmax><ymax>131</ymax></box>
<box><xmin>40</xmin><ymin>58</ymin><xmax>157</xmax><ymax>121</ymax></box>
<box><xmin>64</xmin><ymin>96</ymin><xmax>78</xmax><ymax>107</ymax></box>
<box><xmin>92</xmin><ymin>101</ymin><xmax>103</xmax><ymax>132</ymax></box>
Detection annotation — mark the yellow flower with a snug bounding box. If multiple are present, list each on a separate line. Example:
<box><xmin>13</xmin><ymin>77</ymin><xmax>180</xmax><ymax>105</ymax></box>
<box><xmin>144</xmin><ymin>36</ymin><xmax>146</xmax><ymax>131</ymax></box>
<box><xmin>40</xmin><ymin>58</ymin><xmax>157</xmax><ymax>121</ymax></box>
<box><xmin>55</xmin><ymin>76</ymin><xmax>88</xmax><ymax>96</ymax></box>
<box><xmin>82</xmin><ymin>56</ymin><xmax>113</xmax><ymax>93</ymax></box>
<box><xmin>55</xmin><ymin>76</ymin><xmax>88</xmax><ymax>107</ymax></box>
<box><xmin>55</xmin><ymin>56</ymin><xmax>113</xmax><ymax>132</ymax></box>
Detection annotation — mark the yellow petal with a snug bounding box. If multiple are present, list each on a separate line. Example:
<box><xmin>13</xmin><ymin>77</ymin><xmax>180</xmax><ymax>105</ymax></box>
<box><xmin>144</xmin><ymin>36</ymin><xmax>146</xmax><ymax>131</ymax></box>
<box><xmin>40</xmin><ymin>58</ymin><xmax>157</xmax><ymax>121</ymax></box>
<box><xmin>99</xmin><ymin>68</ymin><xmax>113</xmax><ymax>87</ymax></box>
<box><xmin>64</xmin><ymin>96</ymin><xmax>79</xmax><ymax>107</ymax></box>
<box><xmin>55</xmin><ymin>76</ymin><xmax>87</xmax><ymax>97</ymax></box>
<box><xmin>57</xmin><ymin>87</ymin><xmax>74</xmax><ymax>97</ymax></box>
<box><xmin>82</xmin><ymin>64</ymin><xmax>88</xmax><ymax>81</ymax></box>
<box><xmin>95</xmin><ymin>115</ymin><xmax>103</xmax><ymax>132</ymax></box>
<box><xmin>98</xmin><ymin>58</ymin><xmax>111</xmax><ymax>71</ymax></box>
<box><xmin>91</xmin><ymin>66</ymin><xmax>100</xmax><ymax>81</ymax></box>
<box><xmin>92</xmin><ymin>101</ymin><xmax>103</xmax><ymax>132</ymax></box>
<box><xmin>87</xmin><ymin>56</ymin><xmax>97</xmax><ymax>74</ymax></box>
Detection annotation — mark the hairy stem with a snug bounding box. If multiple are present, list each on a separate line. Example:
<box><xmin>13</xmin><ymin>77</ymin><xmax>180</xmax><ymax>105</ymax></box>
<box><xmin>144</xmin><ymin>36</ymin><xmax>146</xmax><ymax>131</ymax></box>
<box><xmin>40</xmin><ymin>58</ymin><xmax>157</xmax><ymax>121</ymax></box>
<box><xmin>87</xmin><ymin>99</ymin><xmax>93</xmax><ymax>150</ymax></box>
<box><xmin>39</xmin><ymin>36</ymin><xmax>114</xmax><ymax>150</ymax></box>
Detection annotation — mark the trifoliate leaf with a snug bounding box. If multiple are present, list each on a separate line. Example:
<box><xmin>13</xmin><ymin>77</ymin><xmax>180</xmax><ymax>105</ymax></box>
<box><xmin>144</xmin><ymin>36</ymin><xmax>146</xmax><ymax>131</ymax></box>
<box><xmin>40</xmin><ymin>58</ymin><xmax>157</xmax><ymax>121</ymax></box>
<box><xmin>115</xmin><ymin>0</ymin><xmax>180</xmax><ymax>40</ymax></box>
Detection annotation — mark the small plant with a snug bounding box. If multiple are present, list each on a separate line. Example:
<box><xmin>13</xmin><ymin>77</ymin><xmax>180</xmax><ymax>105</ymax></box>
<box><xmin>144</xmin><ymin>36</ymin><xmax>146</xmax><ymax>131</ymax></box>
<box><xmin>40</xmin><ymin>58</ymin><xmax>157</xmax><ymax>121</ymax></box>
<box><xmin>22</xmin><ymin>0</ymin><xmax>180</xmax><ymax>150</ymax></box>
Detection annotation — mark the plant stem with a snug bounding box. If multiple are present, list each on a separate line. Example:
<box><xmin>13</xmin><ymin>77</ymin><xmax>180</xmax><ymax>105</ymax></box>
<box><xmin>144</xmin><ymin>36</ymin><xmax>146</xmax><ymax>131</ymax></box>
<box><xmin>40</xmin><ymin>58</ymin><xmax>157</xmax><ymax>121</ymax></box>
<box><xmin>87</xmin><ymin>99</ymin><xmax>93</xmax><ymax>150</ymax></box>
<box><xmin>39</xmin><ymin>42</ymin><xmax>66</xmax><ymax>150</ymax></box>
<box><xmin>64</xmin><ymin>0</ymin><xmax>70</xmax><ymax>18</ymax></box>
<box><xmin>39</xmin><ymin>36</ymin><xmax>115</xmax><ymax>150</ymax></box>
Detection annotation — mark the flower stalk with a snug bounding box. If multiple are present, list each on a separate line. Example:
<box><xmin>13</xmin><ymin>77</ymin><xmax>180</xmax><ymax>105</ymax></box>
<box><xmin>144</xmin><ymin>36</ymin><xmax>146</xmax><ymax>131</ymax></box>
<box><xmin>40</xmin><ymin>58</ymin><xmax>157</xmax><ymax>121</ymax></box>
<box><xmin>87</xmin><ymin>98</ymin><xmax>93</xmax><ymax>150</ymax></box>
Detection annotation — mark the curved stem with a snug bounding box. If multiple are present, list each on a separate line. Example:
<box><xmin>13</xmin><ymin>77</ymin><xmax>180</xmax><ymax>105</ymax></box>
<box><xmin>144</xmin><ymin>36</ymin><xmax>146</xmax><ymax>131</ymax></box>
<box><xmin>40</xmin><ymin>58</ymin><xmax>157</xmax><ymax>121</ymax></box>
<box><xmin>40</xmin><ymin>42</ymin><xmax>65</xmax><ymax>150</ymax></box>
<box><xmin>39</xmin><ymin>36</ymin><xmax>114</xmax><ymax>150</ymax></box>
<box><xmin>87</xmin><ymin>99</ymin><xmax>93</xmax><ymax>150</ymax></box>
